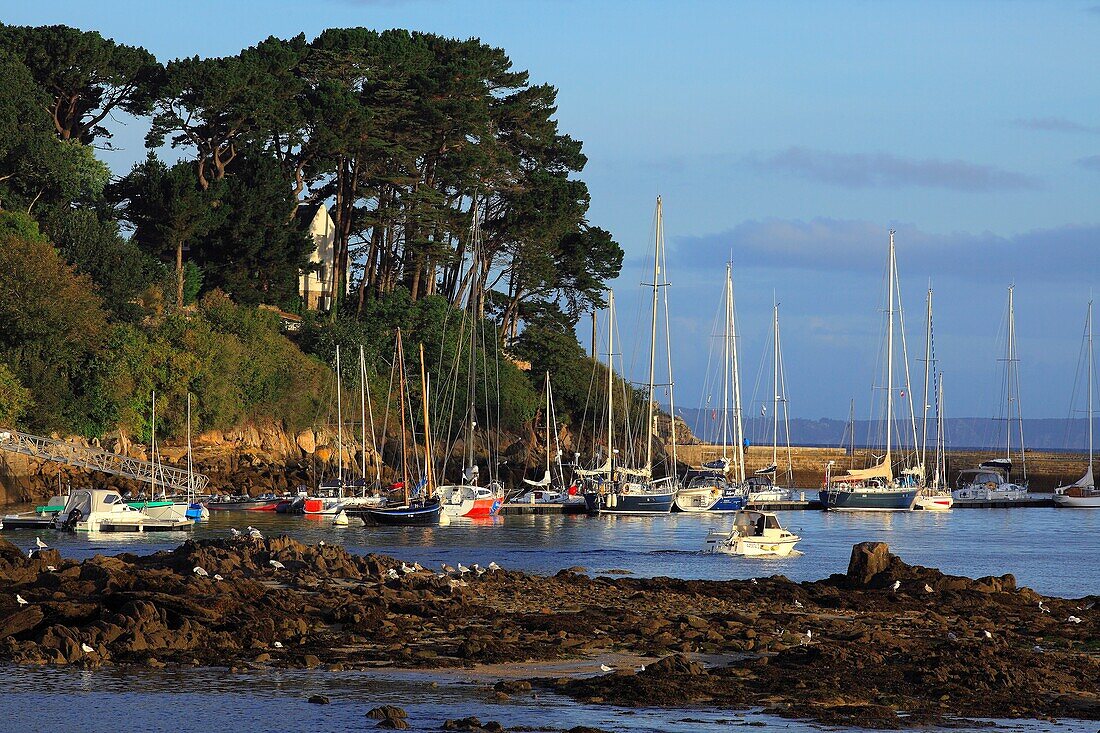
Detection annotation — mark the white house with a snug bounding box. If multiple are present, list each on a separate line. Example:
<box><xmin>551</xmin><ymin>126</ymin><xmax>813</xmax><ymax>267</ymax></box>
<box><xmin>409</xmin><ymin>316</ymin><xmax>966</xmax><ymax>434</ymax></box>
<box><xmin>298</xmin><ymin>204</ymin><xmax>336</xmax><ymax>311</ymax></box>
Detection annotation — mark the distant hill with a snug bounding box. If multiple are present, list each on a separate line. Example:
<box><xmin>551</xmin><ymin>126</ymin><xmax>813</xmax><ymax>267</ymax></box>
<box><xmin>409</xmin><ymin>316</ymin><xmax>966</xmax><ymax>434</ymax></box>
<box><xmin>678</xmin><ymin>408</ymin><xmax>1095</xmax><ymax>452</ymax></box>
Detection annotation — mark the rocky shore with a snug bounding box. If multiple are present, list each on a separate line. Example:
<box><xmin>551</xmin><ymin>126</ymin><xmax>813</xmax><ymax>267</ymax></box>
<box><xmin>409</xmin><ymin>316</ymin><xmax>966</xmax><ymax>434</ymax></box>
<box><xmin>1</xmin><ymin>536</ymin><xmax>1096</xmax><ymax>729</ymax></box>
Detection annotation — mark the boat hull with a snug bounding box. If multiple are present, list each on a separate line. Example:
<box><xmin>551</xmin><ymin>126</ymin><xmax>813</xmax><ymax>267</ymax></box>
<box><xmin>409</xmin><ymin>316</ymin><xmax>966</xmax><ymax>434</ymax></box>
<box><xmin>442</xmin><ymin>496</ymin><xmax>501</xmax><ymax>518</ymax></box>
<box><xmin>913</xmin><ymin>492</ymin><xmax>954</xmax><ymax>511</ymax></box>
<box><xmin>360</xmin><ymin>499</ymin><xmax>443</xmax><ymax>526</ymax></box>
<box><xmin>704</xmin><ymin>532</ymin><xmax>801</xmax><ymax>557</ymax></box>
<box><xmin>208</xmin><ymin>499</ymin><xmax>285</xmax><ymax>512</ymax></box>
<box><xmin>302</xmin><ymin>497</ymin><xmax>344</xmax><ymax>515</ymax></box>
<box><xmin>585</xmin><ymin>491</ymin><xmax>675</xmax><ymax>515</ymax></box>
<box><xmin>819</xmin><ymin>487</ymin><xmax>918</xmax><ymax>511</ymax></box>
<box><xmin>1053</xmin><ymin>491</ymin><xmax>1100</xmax><ymax>508</ymax></box>
<box><xmin>674</xmin><ymin>488</ymin><xmax>745</xmax><ymax>513</ymax></box>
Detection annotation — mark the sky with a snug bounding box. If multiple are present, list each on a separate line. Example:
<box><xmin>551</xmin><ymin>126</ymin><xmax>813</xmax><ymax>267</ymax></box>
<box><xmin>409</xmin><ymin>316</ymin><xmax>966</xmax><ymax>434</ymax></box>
<box><xmin>4</xmin><ymin>0</ymin><xmax>1099</xmax><ymax>420</ymax></box>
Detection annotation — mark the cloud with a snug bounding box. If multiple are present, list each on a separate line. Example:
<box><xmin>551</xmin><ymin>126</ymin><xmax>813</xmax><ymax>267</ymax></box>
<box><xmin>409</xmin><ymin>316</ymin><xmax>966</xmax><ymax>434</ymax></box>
<box><xmin>1014</xmin><ymin>117</ymin><xmax>1100</xmax><ymax>134</ymax></box>
<box><xmin>672</xmin><ymin>218</ymin><xmax>1100</xmax><ymax>283</ymax></box>
<box><xmin>746</xmin><ymin>146</ymin><xmax>1039</xmax><ymax>191</ymax></box>
<box><xmin>1078</xmin><ymin>155</ymin><xmax>1100</xmax><ymax>172</ymax></box>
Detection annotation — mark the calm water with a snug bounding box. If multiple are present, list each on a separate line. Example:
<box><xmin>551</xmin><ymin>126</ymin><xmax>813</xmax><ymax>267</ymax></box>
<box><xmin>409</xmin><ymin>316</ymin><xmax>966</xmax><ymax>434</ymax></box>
<box><xmin>6</xmin><ymin>505</ymin><xmax>1098</xmax><ymax>596</ymax></box>
<box><xmin>3</xmin><ymin>505</ymin><xmax>1098</xmax><ymax>731</ymax></box>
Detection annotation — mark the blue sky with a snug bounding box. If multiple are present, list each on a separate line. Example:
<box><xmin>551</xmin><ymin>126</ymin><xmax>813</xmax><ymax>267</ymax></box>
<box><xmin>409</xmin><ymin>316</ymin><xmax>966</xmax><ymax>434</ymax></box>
<box><xmin>4</xmin><ymin>0</ymin><xmax>1099</xmax><ymax>420</ymax></box>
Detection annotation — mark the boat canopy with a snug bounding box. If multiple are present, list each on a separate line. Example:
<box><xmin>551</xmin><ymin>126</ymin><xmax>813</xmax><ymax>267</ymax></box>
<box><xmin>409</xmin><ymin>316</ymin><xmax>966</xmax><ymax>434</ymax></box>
<box><xmin>979</xmin><ymin>458</ymin><xmax>1011</xmax><ymax>473</ymax></box>
<box><xmin>840</xmin><ymin>454</ymin><xmax>893</xmax><ymax>482</ymax></box>
<box><xmin>702</xmin><ymin>457</ymin><xmax>730</xmax><ymax>471</ymax></box>
<box><xmin>956</xmin><ymin>469</ymin><xmax>1005</xmax><ymax>488</ymax></box>
<box><xmin>61</xmin><ymin>489</ymin><xmax>129</xmax><ymax>517</ymax></box>
<box><xmin>755</xmin><ymin>464</ymin><xmax>777</xmax><ymax>476</ymax></box>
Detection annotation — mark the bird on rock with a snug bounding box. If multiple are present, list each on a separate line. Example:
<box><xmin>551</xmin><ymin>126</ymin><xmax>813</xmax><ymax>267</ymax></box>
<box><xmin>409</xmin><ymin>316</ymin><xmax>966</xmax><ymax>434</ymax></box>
<box><xmin>273</xmin><ymin>641</ymin><xmax>283</xmax><ymax>648</ymax></box>
<box><xmin>599</xmin><ymin>664</ymin><xmax>614</xmax><ymax>672</ymax></box>
<box><xmin>413</xmin><ymin>562</ymin><xmax>424</xmax><ymax>572</ymax></box>
<box><xmin>248</xmin><ymin>527</ymin><xmax>263</xmax><ymax>540</ymax></box>
<box><xmin>193</xmin><ymin>566</ymin><xmax>209</xmax><ymax>577</ymax></box>
<box><xmin>441</xmin><ymin>563</ymin><xmax>456</xmax><ymax>575</ymax></box>
<box><xmin>892</xmin><ymin>580</ymin><xmax>901</xmax><ymax>592</ymax></box>
<box><xmin>457</xmin><ymin>563</ymin><xmax>471</xmax><ymax>575</ymax></box>
<box><xmin>229</xmin><ymin>528</ymin><xmax>241</xmax><ymax>537</ymax></box>
<box><xmin>983</xmin><ymin>630</ymin><xmax>993</xmax><ymax>640</ymax></box>
<box><xmin>400</xmin><ymin>563</ymin><xmax>415</xmax><ymax>574</ymax></box>
<box><xmin>794</xmin><ymin>599</ymin><xmax>803</xmax><ymax>609</ymax></box>
<box><xmin>36</xmin><ymin>537</ymin><xmax>48</xmax><ymax>549</ymax></box>
<box><xmin>487</xmin><ymin>561</ymin><xmax>501</xmax><ymax>572</ymax></box>
<box><xmin>46</xmin><ymin>565</ymin><xmax>57</xmax><ymax>572</ymax></box>
<box><xmin>213</xmin><ymin>574</ymin><xmax>224</xmax><ymax>582</ymax></box>
<box><xmin>81</xmin><ymin>643</ymin><xmax>95</xmax><ymax>654</ymax></box>
<box><xmin>269</xmin><ymin>560</ymin><xmax>285</xmax><ymax>570</ymax></box>
<box><xmin>923</xmin><ymin>584</ymin><xmax>933</xmax><ymax>593</ymax></box>
<box><xmin>1067</xmin><ymin>615</ymin><xmax>1082</xmax><ymax>624</ymax></box>
<box><xmin>386</xmin><ymin>568</ymin><xmax>400</xmax><ymax>581</ymax></box>
<box><xmin>16</xmin><ymin>594</ymin><xmax>28</xmax><ymax>606</ymax></box>
<box><xmin>1038</xmin><ymin>601</ymin><xmax>1050</xmax><ymax>614</ymax></box>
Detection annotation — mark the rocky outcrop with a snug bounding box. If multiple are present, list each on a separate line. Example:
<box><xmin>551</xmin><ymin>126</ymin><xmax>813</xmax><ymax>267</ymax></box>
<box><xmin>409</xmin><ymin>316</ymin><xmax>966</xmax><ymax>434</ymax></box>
<box><xmin>0</xmin><ymin>539</ymin><xmax>1095</xmax><ymax>728</ymax></box>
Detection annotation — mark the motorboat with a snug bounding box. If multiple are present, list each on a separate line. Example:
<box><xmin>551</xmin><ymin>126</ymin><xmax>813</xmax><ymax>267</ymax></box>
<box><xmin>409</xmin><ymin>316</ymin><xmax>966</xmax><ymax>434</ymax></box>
<box><xmin>952</xmin><ymin>461</ymin><xmax>1028</xmax><ymax>502</ymax></box>
<box><xmin>673</xmin><ymin>470</ymin><xmax>745</xmax><ymax>513</ymax></box>
<box><xmin>703</xmin><ymin>510</ymin><xmax>801</xmax><ymax>557</ymax></box>
<box><xmin>54</xmin><ymin>489</ymin><xmax>193</xmax><ymax>532</ymax></box>
<box><xmin>208</xmin><ymin>493</ymin><xmax>290</xmax><ymax>511</ymax></box>
<box><xmin>1</xmin><ymin>495</ymin><xmax>67</xmax><ymax>529</ymax></box>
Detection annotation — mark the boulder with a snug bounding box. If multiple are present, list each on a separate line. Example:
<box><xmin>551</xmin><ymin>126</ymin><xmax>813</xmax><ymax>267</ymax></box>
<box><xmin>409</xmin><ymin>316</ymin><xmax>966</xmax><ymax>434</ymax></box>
<box><xmin>846</xmin><ymin>542</ymin><xmax>893</xmax><ymax>586</ymax></box>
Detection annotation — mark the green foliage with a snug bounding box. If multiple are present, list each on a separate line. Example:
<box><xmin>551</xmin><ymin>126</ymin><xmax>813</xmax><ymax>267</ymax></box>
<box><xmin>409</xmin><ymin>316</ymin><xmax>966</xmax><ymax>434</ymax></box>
<box><xmin>0</xmin><ymin>361</ymin><xmax>31</xmax><ymax>425</ymax></box>
<box><xmin>0</xmin><ymin>24</ymin><xmax>162</xmax><ymax>144</ymax></box>
<box><xmin>182</xmin><ymin>262</ymin><xmax>204</xmax><ymax>305</ymax></box>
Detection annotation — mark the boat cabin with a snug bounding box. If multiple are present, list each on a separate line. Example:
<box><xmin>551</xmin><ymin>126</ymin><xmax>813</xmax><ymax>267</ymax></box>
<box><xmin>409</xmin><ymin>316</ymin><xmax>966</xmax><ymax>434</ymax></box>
<box><xmin>955</xmin><ymin>469</ymin><xmax>1006</xmax><ymax>490</ymax></box>
<box><xmin>732</xmin><ymin>510</ymin><xmax>782</xmax><ymax>537</ymax></box>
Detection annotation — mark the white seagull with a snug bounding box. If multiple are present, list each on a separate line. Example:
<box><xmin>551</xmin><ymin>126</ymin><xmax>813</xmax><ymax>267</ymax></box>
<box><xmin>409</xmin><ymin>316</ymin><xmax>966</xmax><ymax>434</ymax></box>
<box><xmin>46</xmin><ymin>565</ymin><xmax>57</xmax><ymax>572</ymax></box>
<box><xmin>923</xmin><ymin>584</ymin><xmax>934</xmax><ymax>594</ymax></box>
<box><xmin>193</xmin><ymin>566</ymin><xmax>209</xmax><ymax>577</ymax></box>
<box><xmin>36</xmin><ymin>537</ymin><xmax>48</xmax><ymax>549</ymax></box>
<box><xmin>400</xmin><ymin>562</ymin><xmax>415</xmax><ymax>574</ymax></box>
<box><xmin>81</xmin><ymin>643</ymin><xmax>95</xmax><ymax>654</ymax></box>
<box><xmin>794</xmin><ymin>599</ymin><xmax>803</xmax><ymax>609</ymax></box>
<box><xmin>413</xmin><ymin>562</ymin><xmax>424</xmax><ymax>572</ymax></box>
<box><xmin>386</xmin><ymin>568</ymin><xmax>400</xmax><ymax>581</ymax></box>
<box><xmin>1067</xmin><ymin>615</ymin><xmax>1082</xmax><ymax>624</ymax></box>
<box><xmin>269</xmin><ymin>560</ymin><xmax>285</xmax><ymax>570</ymax></box>
<box><xmin>213</xmin><ymin>574</ymin><xmax>224</xmax><ymax>582</ymax></box>
<box><xmin>457</xmin><ymin>563</ymin><xmax>470</xmax><ymax>575</ymax></box>
<box><xmin>16</xmin><ymin>594</ymin><xmax>28</xmax><ymax>606</ymax></box>
<box><xmin>892</xmin><ymin>580</ymin><xmax>901</xmax><ymax>592</ymax></box>
<box><xmin>230</xmin><ymin>528</ymin><xmax>241</xmax><ymax>537</ymax></box>
<box><xmin>248</xmin><ymin>527</ymin><xmax>263</xmax><ymax>540</ymax></box>
<box><xmin>983</xmin><ymin>630</ymin><xmax>993</xmax><ymax>640</ymax></box>
<box><xmin>273</xmin><ymin>641</ymin><xmax>283</xmax><ymax>648</ymax></box>
<box><xmin>1038</xmin><ymin>601</ymin><xmax>1050</xmax><ymax>614</ymax></box>
<box><xmin>487</xmin><ymin>561</ymin><xmax>501</xmax><ymax>572</ymax></box>
<box><xmin>599</xmin><ymin>664</ymin><xmax>614</xmax><ymax>672</ymax></box>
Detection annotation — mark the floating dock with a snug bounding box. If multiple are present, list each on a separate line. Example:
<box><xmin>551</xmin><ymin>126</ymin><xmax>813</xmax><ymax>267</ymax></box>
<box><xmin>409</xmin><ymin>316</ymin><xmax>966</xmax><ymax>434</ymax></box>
<box><xmin>747</xmin><ymin>499</ymin><xmax>823</xmax><ymax>511</ymax></box>
<box><xmin>951</xmin><ymin>497</ymin><xmax>1055</xmax><ymax>508</ymax></box>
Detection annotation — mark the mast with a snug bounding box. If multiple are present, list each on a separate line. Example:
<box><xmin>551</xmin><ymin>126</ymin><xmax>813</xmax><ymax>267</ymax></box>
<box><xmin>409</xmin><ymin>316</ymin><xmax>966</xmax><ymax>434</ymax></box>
<box><xmin>730</xmin><ymin>265</ymin><xmax>746</xmax><ymax>483</ymax></box>
<box><xmin>544</xmin><ymin>372</ymin><xmax>552</xmax><ymax>481</ymax></box>
<box><xmin>1005</xmin><ymin>285</ymin><xmax>1027</xmax><ymax>479</ymax></box>
<box><xmin>335</xmin><ymin>345</ymin><xmax>344</xmax><ymax>495</ymax></box>
<box><xmin>186</xmin><ymin>392</ymin><xmax>193</xmax><ymax>502</ymax></box>
<box><xmin>772</xmin><ymin>301</ymin><xmax>780</xmax><ymax>472</ymax></box>
<box><xmin>1089</xmin><ymin>301</ymin><xmax>1094</xmax><ymax>474</ymax></box>
<box><xmin>150</xmin><ymin>390</ymin><xmax>158</xmax><ymax>498</ymax></box>
<box><xmin>920</xmin><ymin>286</ymin><xmax>933</xmax><ymax>472</ymax></box>
<box><xmin>359</xmin><ymin>345</ymin><xmax>367</xmax><ymax>482</ymax></box>
<box><xmin>420</xmin><ymin>344</ymin><xmax>433</xmax><ymax>498</ymax></box>
<box><xmin>606</xmin><ymin>289</ymin><xmax>616</xmax><ymax>479</ymax></box>
<box><xmin>935</xmin><ymin>373</ymin><xmax>945</xmax><ymax>489</ymax></box>
<box><xmin>885</xmin><ymin>231</ymin><xmax>895</xmax><ymax>469</ymax></box>
<box><xmin>396</xmin><ymin>330</ymin><xmax>409</xmax><ymax>504</ymax></box>
<box><xmin>722</xmin><ymin>263</ymin><xmax>731</xmax><ymax>461</ymax></box>
<box><xmin>645</xmin><ymin>197</ymin><xmax>662</xmax><ymax>475</ymax></box>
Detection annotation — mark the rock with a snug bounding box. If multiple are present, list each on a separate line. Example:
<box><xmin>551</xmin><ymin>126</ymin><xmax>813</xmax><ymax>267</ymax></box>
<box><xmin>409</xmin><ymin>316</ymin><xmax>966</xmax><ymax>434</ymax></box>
<box><xmin>846</xmin><ymin>542</ymin><xmax>892</xmax><ymax>587</ymax></box>
<box><xmin>643</xmin><ymin>654</ymin><xmax>707</xmax><ymax>676</ymax></box>
<box><xmin>375</xmin><ymin>719</ymin><xmax>410</xmax><ymax>729</ymax></box>
<box><xmin>307</xmin><ymin>694</ymin><xmax>330</xmax><ymax>704</ymax></box>
<box><xmin>367</xmin><ymin>705</ymin><xmax>407</xmax><ymax>720</ymax></box>
<box><xmin>0</xmin><ymin>607</ymin><xmax>44</xmax><ymax>638</ymax></box>
<box><xmin>493</xmin><ymin>680</ymin><xmax>532</xmax><ymax>693</ymax></box>
<box><xmin>442</xmin><ymin>718</ymin><xmax>503</xmax><ymax>732</ymax></box>
<box><xmin>296</xmin><ymin>430</ymin><xmax>316</xmax><ymax>454</ymax></box>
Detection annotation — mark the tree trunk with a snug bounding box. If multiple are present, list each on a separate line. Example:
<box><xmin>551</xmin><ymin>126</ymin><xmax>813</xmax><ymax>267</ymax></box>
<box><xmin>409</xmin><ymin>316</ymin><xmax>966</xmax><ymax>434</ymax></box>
<box><xmin>175</xmin><ymin>238</ymin><xmax>184</xmax><ymax>308</ymax></box>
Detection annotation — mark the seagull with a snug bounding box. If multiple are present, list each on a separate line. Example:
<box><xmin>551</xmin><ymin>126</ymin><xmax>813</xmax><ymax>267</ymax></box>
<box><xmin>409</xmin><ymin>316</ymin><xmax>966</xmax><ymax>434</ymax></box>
<box><xmin>487</xmin><ymin>561</ymin><xmax>501</xmax><ymax>572</ymax></box>
<box><xmin>983</xmin><ymin>630</ymin><xmax>993</xmax><ymax>640</ymax></box>
<box><xmin>35</xmin><ymin>537</ymin><xmax>48</xmax><ymax>549</ymax></box>
<box><xmin>750</xmin><ymin>578</ymin><xmax>758</xmax><ymax>585</ymax></box>
<box><xmin>229</xmin><ymin>528</ymin><xmax>241</xmax><ymax>537</ymax></box>
<box><xmin>400</xmin><ymin>562</ymin><xmax>415</xmax><ymax>574</ymax></box>
<box><xmin>475</xmin><ymin>566</ymin><xmax>486</xmax><ymax>577</ymax></box>
<box><xmin>248</xmin><ymin>527</ymin><xmax>263</xmax><ymax>540</ymax></box>
<box><xmin>457</xmin><ymin>563</ymin><xmax>470</xmax><ymax>575</ymax></box>
<box><xmin>413</xmin><ymin>562</ymin><xmax>424</xmax><ymax>572</ymax></box>
<box><xmin>269</xmin><ymin>560</ymin><xmax>285</xmax><ymax>570</ymax></box>
<box><xmin>318</xmin><ymin>540</ymin><xmax>325</xmax><ymax>547</ymax></box>
<box><xmin>81</xmin><ymin>643</ymin><xmax>95</xmax><ymax>654</ymax></box>
<box><xmin>1038</xmin><ymin>601</ymin><xmax>1050</xmax><ymax>614</ymax></box>
<box><xmin>1067</xmin><ymin>615</ymin><xmax>1082</xmax><ymax>624</ymax></box>
<box><xmin>805</xmin><ymin>629</ymin><xmax>812</xmax><ymax>641</ymax></box>
<box><xmin>16</xmin><ymin>594</ymin><xmax>28</xmax><ymax>606</ymax></box>
<box><xmin>193</xmin><ymin>566</ymin><xmax>209</xmax><ymax>577</ymax></box>
<box><xmin>273</xmin><ymin>641</ymin><xmax>283</xmax><ymax>648</ymax></box>
<box><xmin>46</xmin><ymin>565</ymin><xmax>57</xmax><ymax>572</ymax></box>
<box><xmin>638</xmin><ymin>664</ymin><xmax>646</xmax><ymax>672</ymax></box>
<box><xmin>599</xmin><ymin>664</ymin><xmax>614</xmax><ymax>672</ymax></box>
<box><xmin>441</xmin><ymin>563</ymin><xmax>456</xmax><ymax>575</ymax></box>
<box><xmin>892</xmin><ymin>580</ymin><xmax>901</xmax><ymax>592</ymax></box>
<box><xmin>923</xmin><ymin>584</ymin><xmax>933</xmax><ymax>594</ymax></box>
<box><xmin>794</xmin><ymin>599</ymin><xmax>803</xmax><ymax>609</ymax></box>
<box><xmin>1032</xmin><ymin>645</ymin><xmax>1045</xmax><ymax>653</ymax></box>
<box><xmin>213</xmin><ymin>574</ymin><xmax>224</xmax><ymax>582</ymax></box>
<box><xmin>386</xmin><ymin>568</ymin><xmax>400</xmax><ymax>581</ymax></box>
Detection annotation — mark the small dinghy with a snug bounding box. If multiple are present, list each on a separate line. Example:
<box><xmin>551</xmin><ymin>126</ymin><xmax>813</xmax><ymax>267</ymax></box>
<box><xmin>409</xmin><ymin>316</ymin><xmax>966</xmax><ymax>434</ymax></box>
<box><xmin>703</xmin><ymin>510</ymin><xmax>801</xmax><ymax>557</ymax></box>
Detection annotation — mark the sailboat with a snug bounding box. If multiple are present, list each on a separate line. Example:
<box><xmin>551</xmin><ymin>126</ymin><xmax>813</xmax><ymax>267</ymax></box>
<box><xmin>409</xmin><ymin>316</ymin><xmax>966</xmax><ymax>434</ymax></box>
<box><xmin>820</xmin><ymin>231</ymin><xmax>921</xmax><ymax>511</ymax></box>
<box><xmin>129</xmin><ymin>391</ymin><xmax>206</xmax><ymax>524</ymax></box>
<box><xmin>675</xmin><ymin>261</ymin><xmax>747</xmax><ymax>512</ymax></box>
<box><xmin>1055</xmin><ymin>301</ymin><xmax>1100</xmax><ymax>507</ymax></box>
<box><xmin>340</xmin><ymin>345</ymin><xmax>387</xmax><ymax>511</ymax></box>
<box><xmin>513</xmin><ymin>373</ymin><xmax>583</xmax><ymax>506</ymax></box>
<box><xmin>435</xmin><ymin>203</ymin><xmax>504</xmax><ymax>519</ymax></box>
<box><xmin>745</xmin><ymin>301</ymin><xmax>794</xmax><ymax>504</ymax></box>
<box><xmin>913</xmin><ymin>287</ymin><xmax>953</xmax><ymax>510</ymax></box>
<box><xmin>952</xmin><ymin>286</ymin><xmax>1029</xmax><ymax>503</ymax></box>
<box><xmin>362</xmin><ymin>336</ymin><xmax>444</xmax><ymax>525</ymax></box>
<box><xmin>582</xmin><ymin>197</ymin><xmax>678</xmax><ymax>515</ymax></box>
<box><xmin>303</xmin><ymin>345</ymin><xmax>349</xmax><ymax>515</ymax></box>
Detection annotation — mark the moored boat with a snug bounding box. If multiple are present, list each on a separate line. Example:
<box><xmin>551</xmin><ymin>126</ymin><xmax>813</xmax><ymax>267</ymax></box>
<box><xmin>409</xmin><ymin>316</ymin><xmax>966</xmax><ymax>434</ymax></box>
<box><xmin>1054</xmin><ymin>301</ymin><xmax>1100</xmax><ymax>508</ymax></box>
<box><xmin>54</xmin><ymin>488</ymin><xmax>193</xmax><ymax>532</ymax></box>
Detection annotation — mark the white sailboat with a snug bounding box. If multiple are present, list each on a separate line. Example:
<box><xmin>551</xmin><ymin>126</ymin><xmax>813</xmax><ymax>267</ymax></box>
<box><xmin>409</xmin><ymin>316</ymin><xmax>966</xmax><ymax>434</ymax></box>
<box><xmin>303</xmin><ymin>345</ymin><xmax>348</xmax><ymax>515</ymax></box>
<box><xmin>514</xmin><ymin>373</ymin><xmax>583</xmax><ymax>506</ymax></box>
<box><xmin>953</xmin><ymin>286</ymin><xmax>1029</xmax><ymax>503</ymax></box>
<box><xmin>746</xmin><ymin>301</ymin><xmax>794</xmax><ymax>504</ymax></box>
<box><xmin>340</xmin><ymin>345</ymin><xmax>387</xmax><ymax>511</ymax></box>
<box><xmin>1055</xmin><ymin>301</ymin><xmax>1100</xmax><ymax>507</ymax></box>
<box><xmin>583</xmin><ymin>196</ymin><xmax>677</xmax><ymax>515</ymax></box>
<box><xmin>820</xmin><ymin>231</ymin><xmax>921</xmax><ymax>511</ymax></box>
<box><xmin>675</xmin><ymin>261</ymin><xmax>748</xmax><ymax>513</ymax></box>
<box><xmin>914</xmin><ymin>287</ymin><xmax>953</xmax><ymax>510</ymax></box>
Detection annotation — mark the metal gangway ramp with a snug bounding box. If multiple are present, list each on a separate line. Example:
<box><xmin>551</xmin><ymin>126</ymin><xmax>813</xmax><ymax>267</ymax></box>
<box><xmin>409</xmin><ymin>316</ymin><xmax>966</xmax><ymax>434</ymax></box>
<box><xmin>0</xmin><ymin>427</ymin><xmax>209</xmax><ymax>495</ymax></box>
